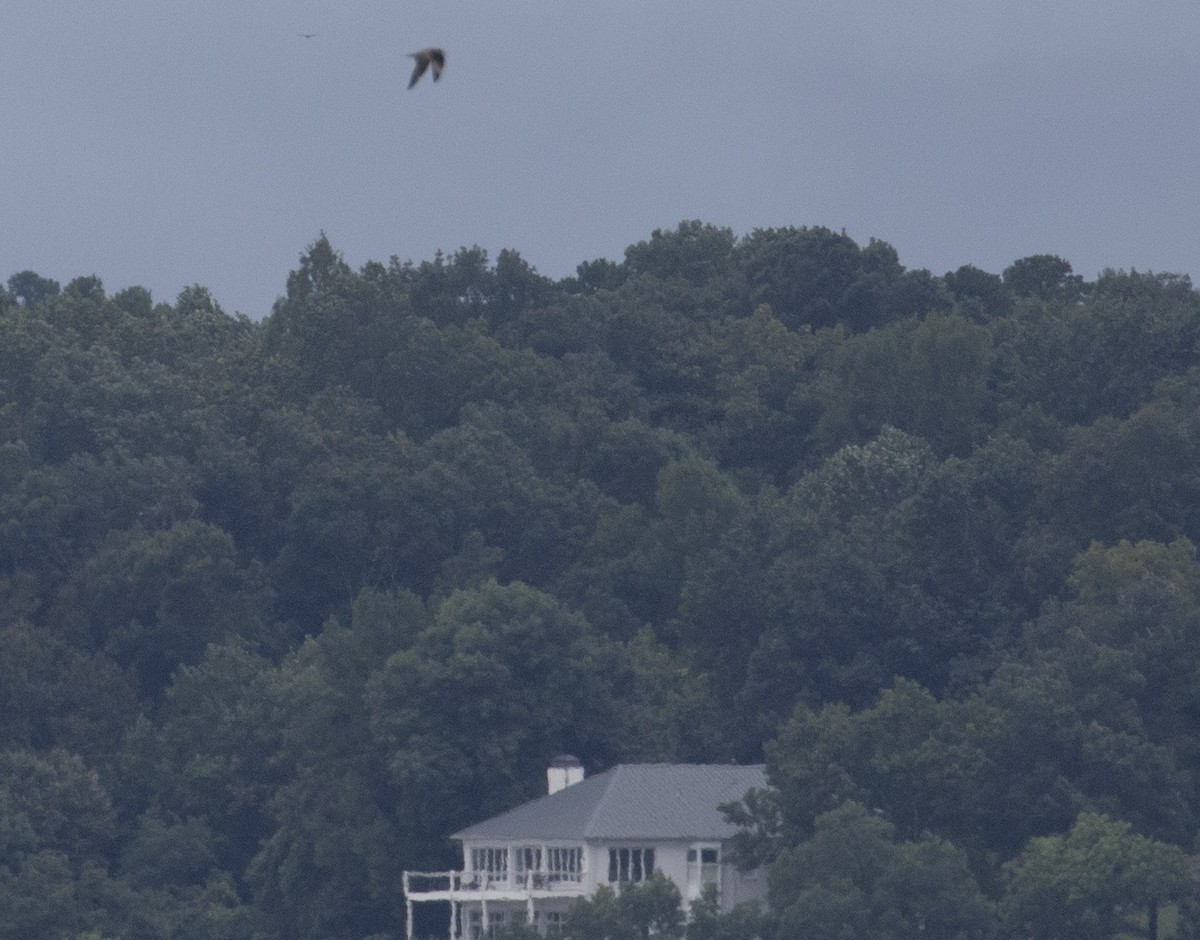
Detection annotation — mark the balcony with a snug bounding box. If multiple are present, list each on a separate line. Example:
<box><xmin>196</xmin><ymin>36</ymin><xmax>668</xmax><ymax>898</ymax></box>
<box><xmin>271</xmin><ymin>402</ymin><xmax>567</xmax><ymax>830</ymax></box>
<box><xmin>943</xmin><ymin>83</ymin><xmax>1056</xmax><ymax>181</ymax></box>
<box><xmin>404</xmin><ymin>870</ymin><xmax>587</xmax><ymax>903</ymax></box>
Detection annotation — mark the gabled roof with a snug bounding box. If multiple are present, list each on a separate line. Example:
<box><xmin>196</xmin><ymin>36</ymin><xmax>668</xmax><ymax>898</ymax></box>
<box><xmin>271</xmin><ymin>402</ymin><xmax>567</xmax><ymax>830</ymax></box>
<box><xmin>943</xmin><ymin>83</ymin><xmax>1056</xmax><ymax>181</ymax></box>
<box><xmin>453</xmin><ymin>763</ymin><xmax>767</xmax><ymax>842</ymax></box>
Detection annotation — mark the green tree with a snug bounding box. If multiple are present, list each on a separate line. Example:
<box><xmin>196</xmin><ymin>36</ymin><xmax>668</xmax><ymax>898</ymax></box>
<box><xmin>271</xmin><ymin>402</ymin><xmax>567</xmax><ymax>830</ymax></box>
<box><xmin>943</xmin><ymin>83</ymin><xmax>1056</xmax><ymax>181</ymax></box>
<box><xmin>115</xmin><ymin>638</ymin><xmax>279</xmax><ymax>881</ymax></box>
<box><xmin>111</xmin><ymin>285</ymin><xmax>154</xmax><ymax>319</ymax></box>
<box><xmin>571</xmin><ymin>257</ymin><xmax>627</xmax><ymax>293</ymax></box>
<box><xmin>769</xmin><ymin>802</ymin><xmax>991</xmax><ymax>940</ymax></box>
<box><xmin>0</xmin><ymin>620</ymin><xmax>135</xmax><ymax>761</ymax></box>
<box><xmin>565</xmin><ymin>873</ymin><xmax>683</xmax><ymax>940</ymax></box>
<box><xmin>118</xmin><ymin>812</ymin><xmax>218</xmax><ymax>889</ymax></box>
<box><xmin>814</xmin><ymin>313</ymin><xmax>991</xmax><ymax>455</ymax></box>
<box><xmin>0</xmin><ymin>751</ymin><xmax>134</xmax><ymax>940</ymax></box>
<box><xmin>1033</xmin><ymin>402</ymin><xmax>1200</xmax><ymax>549</ymax></box>
<box><xmin>707</xmin><ymin>304</ymin><xmax>823</xmax><ymax>483</ymax></box>
<box><xmin>943</xmin><ymin>264</ymin><xmax>1012</xmax><ymax>320</ymax></box>
<box><xmin>739</xmin><ymin>227</ymin><xmax>945</xmax><ymax>332</ymax></box>
<box><xmin>1016</xmin><ymin>538</ymin><xmax>1200</xmax><ymax>839</ymax></box>
<box><xmin>241</xmin><ymin>591</ymin><xmax>429</xmax><ymax>939</ymax></box>
<box><xmin>686</xmin><ymin>885</ymin><xmax>764</xmax><ymax>940</ymax></box>
<box><xmin>1002</xmin><ymin>254</ymin><xmax>1085</xmax><ymax>302</ymax></box>
<box><xmin>624</xmin><ymin>221</ymin><xmax>740</xmax><ymax>291</ymax></box>
<box><xmin>407</xmin><ymin>244</ymin><xmax>494</xmax><ymax>326</ymax></box>
<box><xmin>6</xmin><ymin>270</ymin><xmax>61</xmax><ymax>308</ymax></box>
<box><xmin>1001</xmin><ymin>812</ymin><xmax>1192</xmax><ymax>939</ymax></box>
<box><xmin>484</xmin><ymin>248</ymin><xmax>554</xmax><ymax>339</ymax></box>
<box><xmin>365</xmin><ymin>580</ymin><xmax>626</xmax><ymax>857</ymax></box>
<box><xmin>738</xmin><ymin>225</ymin><xmax>862</xmax><ymax>330</ymax></box>
<box><xmin>566</xmin><ymin>884</ymin><xmax>635</xmax><ymax>940</ymax></box>
<box><xmin>55</xmin><ymin>519</ymin><xmax>272</xmax><ymax>698</ymax></box>
<box><xmin>745</xmin><ymin>429</ymin><xmax>982</xmax><ymax>713</ymax></box>
<box><xmin>753</xmin><ymin>681</ymin><xmax>999</xmax><ymax>854</ymax></box>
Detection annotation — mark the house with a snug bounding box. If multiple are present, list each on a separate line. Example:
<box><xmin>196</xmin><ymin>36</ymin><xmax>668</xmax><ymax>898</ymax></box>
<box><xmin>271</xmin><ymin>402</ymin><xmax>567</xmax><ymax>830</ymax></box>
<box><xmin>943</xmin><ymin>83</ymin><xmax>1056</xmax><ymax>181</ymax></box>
<box><xmin>402</xmin><ymin>756</ymin><xmax>768</xmax><ymax>940</ymax></box>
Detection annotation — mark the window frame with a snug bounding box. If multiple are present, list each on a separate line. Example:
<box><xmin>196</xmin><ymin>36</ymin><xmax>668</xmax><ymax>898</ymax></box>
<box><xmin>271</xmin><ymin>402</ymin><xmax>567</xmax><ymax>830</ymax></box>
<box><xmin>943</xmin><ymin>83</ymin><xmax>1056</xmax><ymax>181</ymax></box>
<box><xmin>607</xmin><ymin>846</ymin><xmax>657</xmax><ymax>884</ymax></box>
<box><xmin>546</xmin><ymin>845</ymin><xmax>583</xmax><ymax>883</ymax></box>
<box><xmin>469</xmin><ymin>846</ymin><xmax>509</xmax><ymax>884</ymax></box>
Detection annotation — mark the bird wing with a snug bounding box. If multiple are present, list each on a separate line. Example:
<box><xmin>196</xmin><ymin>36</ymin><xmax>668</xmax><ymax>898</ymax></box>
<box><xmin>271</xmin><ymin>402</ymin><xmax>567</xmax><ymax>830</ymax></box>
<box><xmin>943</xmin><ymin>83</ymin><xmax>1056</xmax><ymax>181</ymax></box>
<box><xmin>408</xmin><ymin>54</ymin><xmax>430</xmax><ymax>89</ymax></box>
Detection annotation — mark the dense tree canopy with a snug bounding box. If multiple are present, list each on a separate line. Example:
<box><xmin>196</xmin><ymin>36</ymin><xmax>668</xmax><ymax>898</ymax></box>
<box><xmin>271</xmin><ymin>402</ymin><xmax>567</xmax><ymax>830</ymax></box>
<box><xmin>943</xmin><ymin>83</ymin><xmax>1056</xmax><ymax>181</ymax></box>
<box><xmin>3</xmin><ymin>224</ymin><xmax>1200</xmax><ymax>936</ymax></box>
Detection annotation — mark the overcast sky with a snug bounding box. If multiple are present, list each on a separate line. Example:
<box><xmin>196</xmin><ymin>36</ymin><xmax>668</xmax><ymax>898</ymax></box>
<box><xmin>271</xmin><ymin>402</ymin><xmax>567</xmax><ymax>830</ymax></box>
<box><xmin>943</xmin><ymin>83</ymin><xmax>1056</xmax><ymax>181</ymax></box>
<box><xmin>3</xmin><ymin>2</ymin><xmax>1198</xmax><ymax>318</ymax></box>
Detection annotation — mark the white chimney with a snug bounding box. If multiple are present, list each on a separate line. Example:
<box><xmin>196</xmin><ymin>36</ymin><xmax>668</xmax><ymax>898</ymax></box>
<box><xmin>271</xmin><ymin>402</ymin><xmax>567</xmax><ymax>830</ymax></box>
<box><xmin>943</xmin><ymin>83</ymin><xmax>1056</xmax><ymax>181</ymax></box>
<box><xmin>547</xmin><ymin>754</ymin><xmax>584</xmax><ymax>794</ymax></box>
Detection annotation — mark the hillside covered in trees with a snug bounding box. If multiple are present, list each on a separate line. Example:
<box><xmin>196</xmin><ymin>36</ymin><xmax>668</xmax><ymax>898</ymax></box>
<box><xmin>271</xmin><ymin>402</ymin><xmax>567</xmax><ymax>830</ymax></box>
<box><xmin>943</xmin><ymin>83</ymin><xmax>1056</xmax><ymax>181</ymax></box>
<box><xmin>4</xmin><ymin>222</ymin><xmax>1200</xmax><ymax>938</ymax></box>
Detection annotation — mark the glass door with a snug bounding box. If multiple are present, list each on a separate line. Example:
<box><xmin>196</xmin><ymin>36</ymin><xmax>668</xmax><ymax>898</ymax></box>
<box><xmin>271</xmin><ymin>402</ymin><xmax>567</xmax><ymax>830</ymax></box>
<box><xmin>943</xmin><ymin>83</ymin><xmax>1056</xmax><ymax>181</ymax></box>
<box><xmin>685</xmin><ymin>845</ymin><xmax>720</xmax><ymax>901</ymax></box>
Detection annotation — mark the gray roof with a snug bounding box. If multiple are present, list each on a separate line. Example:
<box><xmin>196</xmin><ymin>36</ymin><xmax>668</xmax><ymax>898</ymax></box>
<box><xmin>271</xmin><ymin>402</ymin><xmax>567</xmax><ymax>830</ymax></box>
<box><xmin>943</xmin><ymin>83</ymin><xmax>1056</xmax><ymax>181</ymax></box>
<box><xmin>453</xmin><ymin>763</ymin><xmax>767</xmax><ymax>842</ymax></box>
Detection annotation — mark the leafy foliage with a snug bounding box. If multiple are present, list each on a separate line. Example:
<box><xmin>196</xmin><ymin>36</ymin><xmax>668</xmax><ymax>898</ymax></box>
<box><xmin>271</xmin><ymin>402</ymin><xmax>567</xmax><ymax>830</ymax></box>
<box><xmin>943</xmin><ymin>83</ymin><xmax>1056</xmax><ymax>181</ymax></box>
<box><xmin>3</xmin><ymin>227</ymin><xmax>1200</xmax><ymax>936</ymax></box>
<box><xmin>565</xmin><ymin>875</ymin><xmax>684</xmax><ymax>940</ymax></box>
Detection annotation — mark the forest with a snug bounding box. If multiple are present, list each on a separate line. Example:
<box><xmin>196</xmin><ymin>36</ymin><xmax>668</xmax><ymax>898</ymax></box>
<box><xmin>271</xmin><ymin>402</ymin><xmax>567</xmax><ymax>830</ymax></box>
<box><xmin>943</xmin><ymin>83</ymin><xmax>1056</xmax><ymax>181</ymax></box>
<box><xmin>3</xmin><ymin>222</ymin><xmax>1200</xmax><ymax>938</ymax></box>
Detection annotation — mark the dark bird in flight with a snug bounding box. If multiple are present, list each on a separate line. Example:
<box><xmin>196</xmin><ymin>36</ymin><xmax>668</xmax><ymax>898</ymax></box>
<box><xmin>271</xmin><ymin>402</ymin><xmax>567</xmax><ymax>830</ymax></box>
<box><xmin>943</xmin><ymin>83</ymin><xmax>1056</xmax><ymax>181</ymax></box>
<box><xmin>298</xmin><ymin>32</ymin><xmax>317</xmax><ymax>39</ymax></box>
<box><xmin>408</xmin><ymin>48</ymin><xmax>445</xmax><ymax>89</ymax></box>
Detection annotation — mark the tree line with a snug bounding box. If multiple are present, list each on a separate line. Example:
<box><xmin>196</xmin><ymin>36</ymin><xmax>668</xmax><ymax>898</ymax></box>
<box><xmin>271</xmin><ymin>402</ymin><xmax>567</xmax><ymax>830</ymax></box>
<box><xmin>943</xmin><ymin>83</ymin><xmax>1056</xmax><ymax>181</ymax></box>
<box><xmin>3</xmin><ymin>222</ymin><xmax>1200</xmax><ymax>937</ymax></box>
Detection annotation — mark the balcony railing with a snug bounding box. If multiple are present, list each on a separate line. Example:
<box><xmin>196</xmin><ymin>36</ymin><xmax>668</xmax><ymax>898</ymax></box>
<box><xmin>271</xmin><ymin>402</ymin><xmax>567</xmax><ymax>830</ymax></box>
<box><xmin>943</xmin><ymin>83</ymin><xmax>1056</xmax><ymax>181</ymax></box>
<box><xmin>405</xmin><ymin>870</ymin><xmax>584</xmax><ymax>899</ymax></box>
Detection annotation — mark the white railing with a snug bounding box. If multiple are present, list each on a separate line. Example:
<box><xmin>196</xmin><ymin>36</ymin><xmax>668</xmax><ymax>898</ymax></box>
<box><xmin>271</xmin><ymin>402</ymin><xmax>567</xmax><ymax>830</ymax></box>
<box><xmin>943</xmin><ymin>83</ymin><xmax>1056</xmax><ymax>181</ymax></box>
<box><xmin>405</xmin><ymin>870</ymin><xmax>583</xmax><ymax>897</ymax></box>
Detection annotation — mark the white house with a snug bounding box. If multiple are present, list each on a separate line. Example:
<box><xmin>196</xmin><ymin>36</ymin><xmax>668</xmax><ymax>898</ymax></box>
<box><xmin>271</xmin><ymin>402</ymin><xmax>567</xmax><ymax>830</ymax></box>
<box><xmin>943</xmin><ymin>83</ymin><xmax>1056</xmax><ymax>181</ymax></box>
<box><xmin>402</xmin><ymin>757</ymin><xmax>768</xmax><ymax>940</ymax></box>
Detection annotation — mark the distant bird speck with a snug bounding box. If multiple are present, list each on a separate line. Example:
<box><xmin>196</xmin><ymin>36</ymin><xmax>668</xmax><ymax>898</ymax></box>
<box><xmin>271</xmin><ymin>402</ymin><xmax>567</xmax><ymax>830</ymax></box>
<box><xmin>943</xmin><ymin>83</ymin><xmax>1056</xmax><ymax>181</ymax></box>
<box><xmin>298</xmin><ymin>33</ymin><xmax>317</xmax><ymax>39</ymax></box>
<box><xmin>408</xmin><ymin>48</ymin><xmax>445</xmax><ymax>89</ymax></box>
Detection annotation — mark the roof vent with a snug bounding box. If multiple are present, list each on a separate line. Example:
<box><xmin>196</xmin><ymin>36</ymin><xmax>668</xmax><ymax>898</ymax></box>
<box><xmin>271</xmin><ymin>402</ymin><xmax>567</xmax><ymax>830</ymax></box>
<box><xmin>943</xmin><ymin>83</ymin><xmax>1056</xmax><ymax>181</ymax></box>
<box><xmin>547</xmin><ymin>754</ymin><xmax>584</xmax><ymax>794</ymax></box>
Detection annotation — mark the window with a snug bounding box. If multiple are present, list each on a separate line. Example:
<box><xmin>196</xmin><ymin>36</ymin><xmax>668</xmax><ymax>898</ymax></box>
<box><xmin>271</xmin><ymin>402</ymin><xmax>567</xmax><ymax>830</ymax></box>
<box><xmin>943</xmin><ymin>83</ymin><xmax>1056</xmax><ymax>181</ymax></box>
<box><xmin>687</xmin><ymin>847</ymin><xmax>720</xmax><ymax>887</ymax></box>
<box><xmin>515</xmin><ymin>846</ymin><xmax>542</xmax><ymax>878</ymax></box>
<box><xmin>608</xmin><ymin>847</ymin><xmax>655</xmax><ymax>883</ymax></box>
<box><xmin>512</xmin><ymin>845</ymin><xmax>582</xmax><ymax>886</ymax></box>
<box><xmin>470</xmin><ymin>847</ymin><xmax>508</xmax><ymax>884</ymax></box>
<box><xmin>542</xmin><ymin>911</ymin><xmax>564</xmax><ymax>938</ymax></box>
<box><xmin>546</xmin><ymin>846</ymin><xmax>582</xmax><ymax>883</ymax></box>
<box><xmin>468</xmin><ymin>910</ymin><xmax>505</xmax><ymax>940</ymax></box>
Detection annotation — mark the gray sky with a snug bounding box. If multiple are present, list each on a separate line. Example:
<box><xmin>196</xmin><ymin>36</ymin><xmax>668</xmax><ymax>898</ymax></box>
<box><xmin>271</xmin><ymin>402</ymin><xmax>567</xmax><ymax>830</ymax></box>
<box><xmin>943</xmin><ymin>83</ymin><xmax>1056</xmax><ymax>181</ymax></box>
<box><xmin>3</xmin><ymin>2</ymin><xmax>1198</xmax><ymax>318</ymax></box>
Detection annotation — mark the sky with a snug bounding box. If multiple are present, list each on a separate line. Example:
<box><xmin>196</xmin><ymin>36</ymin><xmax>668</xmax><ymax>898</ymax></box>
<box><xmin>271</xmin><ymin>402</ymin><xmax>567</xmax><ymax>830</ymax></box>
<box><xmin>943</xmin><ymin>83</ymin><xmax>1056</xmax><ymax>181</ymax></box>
<box><xmin>2</xmin><ymin>2</ymin><xmax>1198</xmax><ymax>319</ymax></box>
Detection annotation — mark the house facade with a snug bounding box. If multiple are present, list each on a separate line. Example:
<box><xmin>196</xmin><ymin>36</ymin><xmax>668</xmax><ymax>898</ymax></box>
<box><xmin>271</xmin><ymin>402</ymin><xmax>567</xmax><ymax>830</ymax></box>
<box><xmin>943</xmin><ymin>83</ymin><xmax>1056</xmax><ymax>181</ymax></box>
<box><xmin>402</xmin><ymin>758</ymin><xmax>768</xmax><ymax>940</ymax></box>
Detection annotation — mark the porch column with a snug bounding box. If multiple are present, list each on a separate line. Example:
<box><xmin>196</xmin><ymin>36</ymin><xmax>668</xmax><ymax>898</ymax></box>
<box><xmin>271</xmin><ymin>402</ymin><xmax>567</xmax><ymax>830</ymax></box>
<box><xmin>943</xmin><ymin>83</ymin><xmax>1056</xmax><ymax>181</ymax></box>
<box><xmin>527</xmin><ymin>845</ymin><xmax>542</xmax><ymax>926</ymax></box>
<box><xmin>403</xmin><ymin>873</ymin><xmax>413</xmax><ymax>940</ymax></box>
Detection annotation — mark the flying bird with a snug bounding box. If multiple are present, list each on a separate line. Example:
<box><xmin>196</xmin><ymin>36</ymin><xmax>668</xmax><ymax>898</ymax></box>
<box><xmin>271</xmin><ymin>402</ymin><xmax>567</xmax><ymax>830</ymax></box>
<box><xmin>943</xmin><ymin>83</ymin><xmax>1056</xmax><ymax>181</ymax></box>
<box><xmin>298</xmin><ymin>32</ymin><xmax>317</xmax><ymax>39</ymax></box>
<box><xmin>408</xmin><ymin>48</ymin><xmax>445</xmax><ymax>89</ymax></box>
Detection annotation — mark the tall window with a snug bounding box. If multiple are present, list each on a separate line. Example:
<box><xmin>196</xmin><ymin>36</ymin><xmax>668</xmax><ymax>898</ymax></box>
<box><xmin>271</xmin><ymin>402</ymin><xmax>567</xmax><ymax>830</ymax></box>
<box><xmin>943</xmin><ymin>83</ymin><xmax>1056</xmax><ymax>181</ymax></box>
<box><xmin>546</xmin><ymin>846</ymin><xmax>583</xmax><ymax>883</ymax></box>
<box><xmin>687</xmin><ymin>847</ymin><xmax>720</xmax><ymax>887</ymax></box>
<box><xmin>515</xmin><ymin>846</ymin><xmax>542</xmax><ymax>878</ymax></box>
<box><xmin>471</xmin><ymin>847</ymin><xmax>508</xmax><ymax>883</ymax></box>
<box><xmin>608</xmin><ymin>847</ymin><xmax>655</xmax><ymax>883</ymax></box>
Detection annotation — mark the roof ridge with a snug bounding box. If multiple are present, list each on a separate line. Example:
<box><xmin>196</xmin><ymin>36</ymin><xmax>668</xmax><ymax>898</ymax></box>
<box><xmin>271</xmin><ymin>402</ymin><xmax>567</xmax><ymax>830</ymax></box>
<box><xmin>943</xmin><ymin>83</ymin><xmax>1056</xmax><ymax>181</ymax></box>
<box><xmin>605</xmin><ymin>761</ymin><xmax>766</xmax><ymax>768</ymax></box>
<box><xmin>583</xmin><ymin>763</ymin><xmax>626</xmax><ymax>838</ymax></box>
<box><xmin>451</xmin><ymin>762</ymin><xmax>768</xmax><ymax>842</ymax></box>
